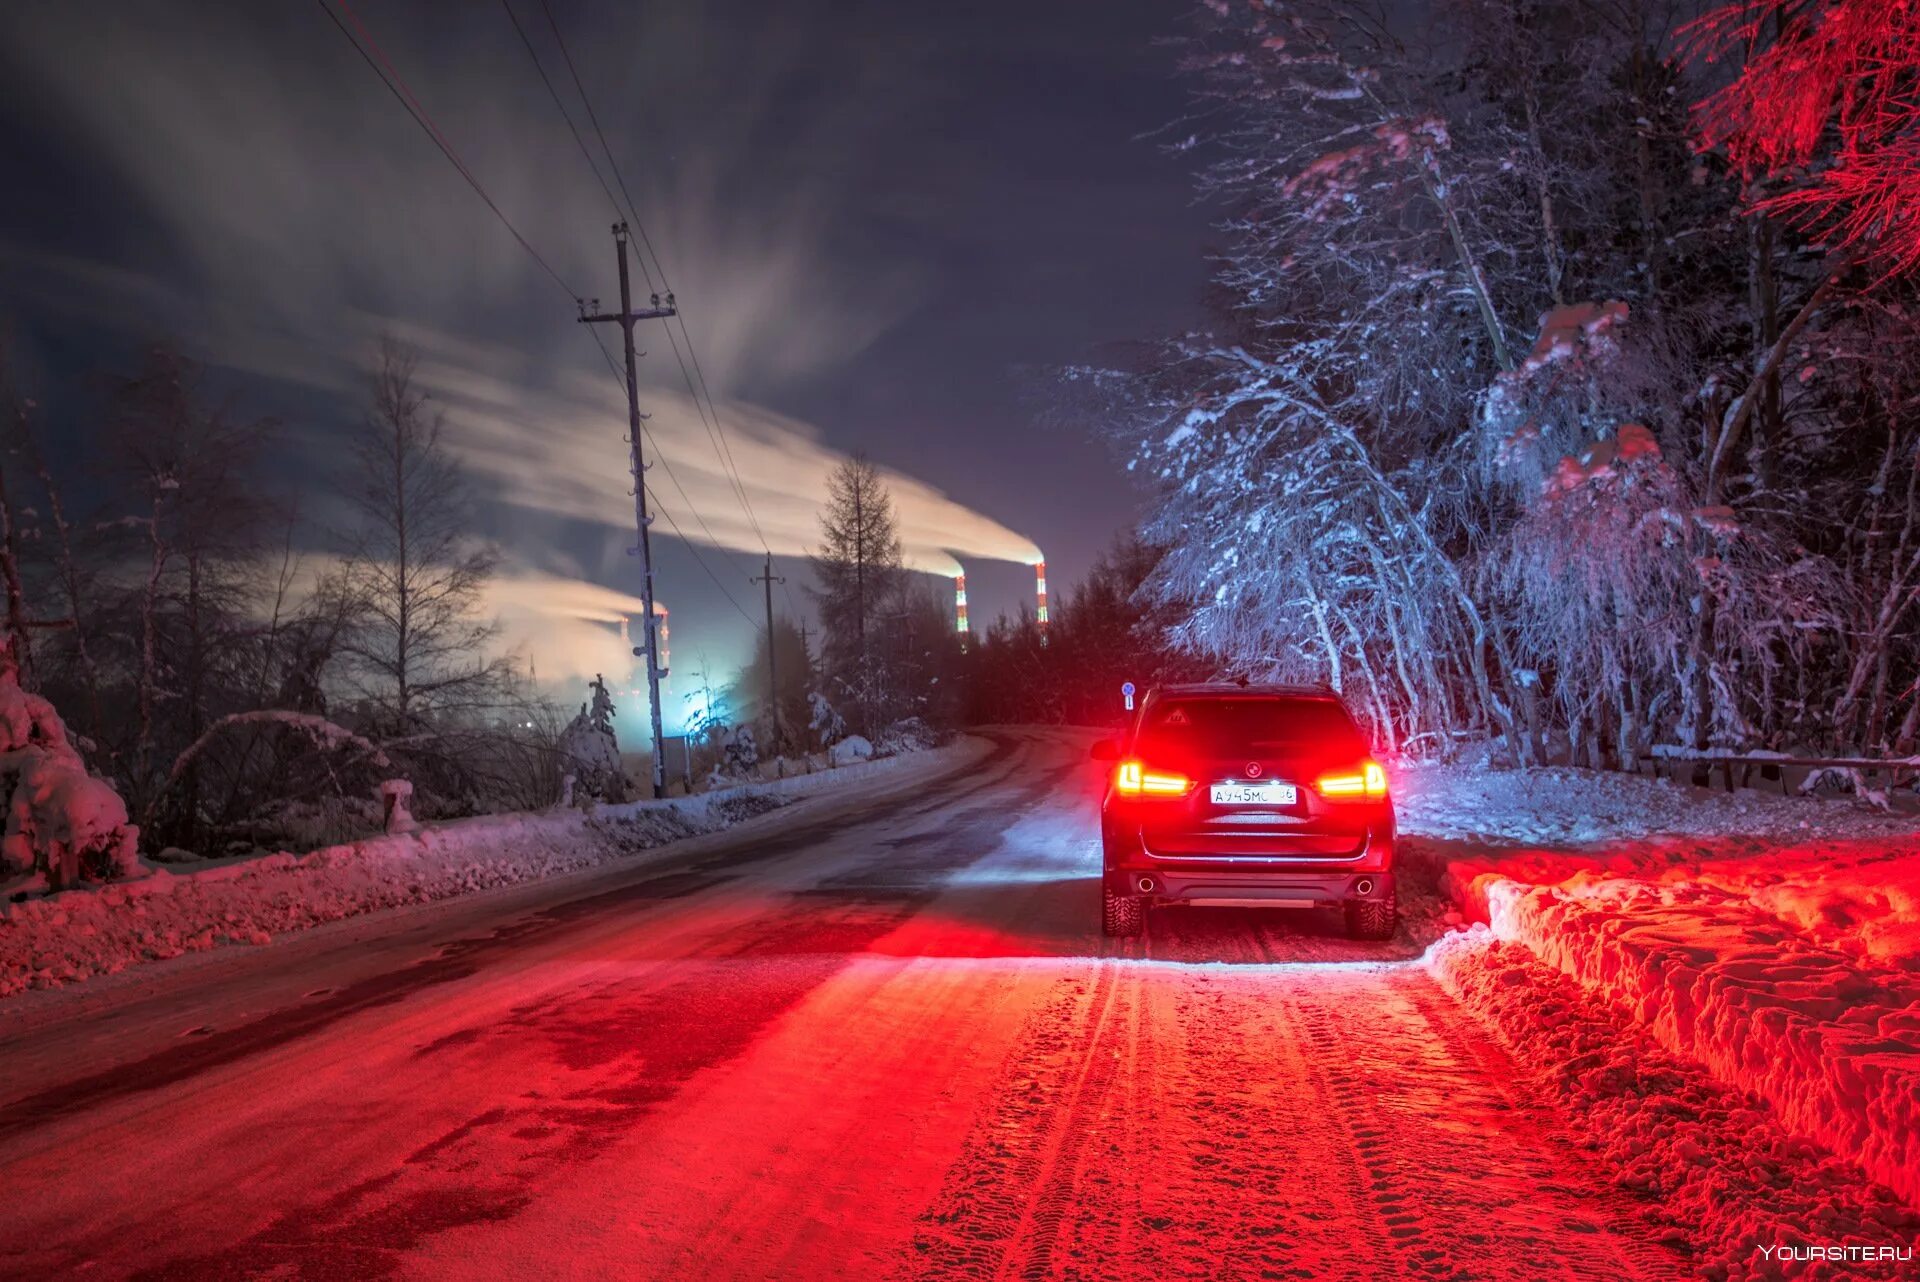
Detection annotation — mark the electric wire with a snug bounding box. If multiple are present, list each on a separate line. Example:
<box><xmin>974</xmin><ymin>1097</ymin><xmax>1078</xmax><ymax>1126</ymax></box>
<box><xmin>579</xmin><ymin>328</ymin><xmax>760</xmax><ymax>626</ymax></box>
<box><xmin>497</xmin><ymin>0</ymin><xmax>627</xmax><ymax>225</ymax></box>
<box><xmin>535</xmin><ymin>0</ymin><xmax>778</xmax><ymax>561</ymax></box>
<box><xmin>319</xmin><ymin>0</ymin><xmax>759</xmax><ymax>628</ymax></box>
<box><xmin>320</xmin><ymin>0</ymin><xmax>579</xmax><ymax>302</ymax></box>
<box><xmin>495</xmin><ymin>0</ymin><xmax>768</xmax><ymax>617</ymax></box>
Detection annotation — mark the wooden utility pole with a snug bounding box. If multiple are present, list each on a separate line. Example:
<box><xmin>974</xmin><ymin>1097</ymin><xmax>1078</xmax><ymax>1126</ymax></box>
<box><xmin>752</xmin><ymin>553</ymin><xmax>785</xmax><ymax>750</ymax></box>
<box><xmin>578</xmin><ymin>222</ymin><xmax>677</xmax><ymax>798</ymax></box>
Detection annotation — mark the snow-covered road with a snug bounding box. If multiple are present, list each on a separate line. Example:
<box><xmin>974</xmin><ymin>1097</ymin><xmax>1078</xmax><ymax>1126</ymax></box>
<box><xmin>0</xmin><ymin>730</ymin><xmax>1836</xmax><ymax>1279</ymax></box>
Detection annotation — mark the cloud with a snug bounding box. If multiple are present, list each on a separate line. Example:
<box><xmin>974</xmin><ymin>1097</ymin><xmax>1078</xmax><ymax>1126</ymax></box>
<box><xmin>401</xmin><ymin>328</ymin><xmax>1041</xmax><ymax>576</ymax></box>
<box><xmin>0</xmin><ymin>2</ymin><xmax>1037</xmax><ymax>583</ymax></box>
<box><xmin>483</xmin><ymin>566</ymin><xmax>647</xmax><ymax>692</ymax></box>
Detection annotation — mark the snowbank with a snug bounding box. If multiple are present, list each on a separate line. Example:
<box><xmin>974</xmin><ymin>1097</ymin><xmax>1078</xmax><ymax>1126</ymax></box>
<box><xmin>1479</xmin><ymin>874</ymin><xmax>1920</xmax><ymax>1212</ymax></box>
<box><xmin>0</xmin><ymin>738</ymin><xmax>973</xmax><ymax>1000</ymax></box>
<box><xmin>829</xmin><ymin>735</ymin><xmax>874</xmax><ymax>765</ymax></box>
<box><xmin>1405</xmin><ymin>762</ymin><xmax>1920</xmax><ymax>1213</ymax></box>
<box><xmin>1429</xmin><ymin>929</ymin><xmax>1920</xmax><ymax>1277</ymax></box>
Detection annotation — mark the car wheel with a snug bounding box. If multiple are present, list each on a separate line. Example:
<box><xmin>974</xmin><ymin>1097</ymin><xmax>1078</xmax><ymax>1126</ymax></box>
<box><xmin>1102</xmin><ymin>883</ymin><xmax>1143</xmax><ymax>937</ymax></box>
<box><xmin>1345</xmin><ymin>893</ymin><xmax>1397</xmax><ymax>941</ymax></box>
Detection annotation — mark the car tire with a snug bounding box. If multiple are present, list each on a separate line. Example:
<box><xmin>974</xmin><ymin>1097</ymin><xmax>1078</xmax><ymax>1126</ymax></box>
<box><xmin>1102</xmin><ymin>884</ymin><xmax>1143</xmax><ymax>937</ymax></box>
<box><xmin>1345</xmin><ymin>893</ymin><xmax>1397</xmax><ymax>941</ymax></box>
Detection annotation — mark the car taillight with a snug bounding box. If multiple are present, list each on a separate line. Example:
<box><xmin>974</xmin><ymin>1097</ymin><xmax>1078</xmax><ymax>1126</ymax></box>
<box><xmin>1115</xmin><ymin>759</ymin><xmax>1193</xmax><ymax>797</ymax></box>
<box><xmin>1316</xmin><ymin>759</ymin><xmax>1387</xmax><ymax>800</ymax></box>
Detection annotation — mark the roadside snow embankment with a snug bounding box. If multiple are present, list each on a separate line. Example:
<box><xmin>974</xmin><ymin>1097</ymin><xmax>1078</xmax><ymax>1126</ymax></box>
<box><xmin>1481</xmin><ymin>874</ymin><xmax>1920</xmax><ymax>1212</ymax></box>
<box><xmin>1404</xmin><ymin>762</ymin><xmax>1920</xmax><ymax>1212</ymax></box>
<box><xmin>0</xmin><ymin>740</ymin><xmax>977</xmax><ymax>999</ymax></box>
<box><xmin>1429</xmin><ymin>929</ymin><xmax>1920</xmax><ymax>1278</ymax></box>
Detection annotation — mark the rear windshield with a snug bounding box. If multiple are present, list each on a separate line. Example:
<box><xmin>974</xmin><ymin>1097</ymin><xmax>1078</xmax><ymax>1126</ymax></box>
<box><xmin>1137</xmin><ymin>697</ymin><xmax>1362</xmax><ymax>757</ymax></box>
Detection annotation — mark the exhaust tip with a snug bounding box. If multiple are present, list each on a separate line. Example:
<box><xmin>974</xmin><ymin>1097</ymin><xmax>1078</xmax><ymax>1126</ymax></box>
<box><xmin>1136</xmin><ymin>876</ymin><xmax>1156</xmax><ymax>894</ymax></box>
<box><xmin>1355</xmin><ymin>878</ymin><xmax>1374</xmax><ymax>896</ymax></box>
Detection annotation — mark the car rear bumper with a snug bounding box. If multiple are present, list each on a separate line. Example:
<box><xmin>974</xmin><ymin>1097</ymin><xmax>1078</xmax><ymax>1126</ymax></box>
<box><xmin>1102</xmin><ymin>816</ymin><xmax>1395</xmax><ymax>906</ymax></box>
<box><xmin>1111</xmin><ymin>869</ymin><xmax>1394</xmax><ymax>907</ymax></box>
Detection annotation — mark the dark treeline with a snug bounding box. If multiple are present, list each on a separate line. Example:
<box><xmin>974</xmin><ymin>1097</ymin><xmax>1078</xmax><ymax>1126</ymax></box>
<box><xmin>0</xmin><ymin>338</ymin><xmax>564</xmax><ymax>861</ymax></box>
<box><xmin>960</xmin><ymin>536</ymin><xmax>1206</xmax><ymax>731</ymax></box>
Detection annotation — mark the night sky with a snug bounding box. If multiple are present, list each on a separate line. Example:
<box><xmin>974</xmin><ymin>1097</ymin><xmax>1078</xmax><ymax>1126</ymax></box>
<box><xmin>0</xmin><ymin>0</ymin><xmax>1210</xmax><ymax>706</ymax></box>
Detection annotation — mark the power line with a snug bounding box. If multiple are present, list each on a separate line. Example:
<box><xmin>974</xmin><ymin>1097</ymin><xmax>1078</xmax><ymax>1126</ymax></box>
<box><xmin>497</xmin><ymin>0</ymin><xmax>626</xmax><ymax>225</ymax></box>
<box><xmin>653</xmin><ymin>498</ymin><xmax>757</xmax><ymax>626</ymax></box>
<box><xmin>536</xmin><ymin>0</ymin><xmax>662</xmax><ymax>291</ymax></box>
<box><xmin>320</xmin><ymin>0</ymin><xmax>760</xmax><ymax>636</ymax></box>
<box><xmin>579</xmin><ymin>327</ymin><xmax>758</xmax><ymax>624</ymax></box>
<box><xmin>498</xmin><ymin>5</ymin><xmax>767</xmax><ymax>588</ymax></box>
<box><xmin>319</xmin><ymin>0</ymin><xmax>578</xmax><ymax>301</ymax></box>
<box><xmin>535</xmin><ymin>0</ymin><xmax>776</xmax><ymax>558</ymax></box>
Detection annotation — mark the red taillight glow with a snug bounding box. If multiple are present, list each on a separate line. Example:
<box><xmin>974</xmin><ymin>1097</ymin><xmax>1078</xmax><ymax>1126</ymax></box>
<box><xmin>1115</xmin><ymin>760</ymin><xmax>1193</xmax><ymax>797</ymax></box>
<box><xmin>1316</xmin><ymin>759</ymin><xmax>1387</xmax><ymax>800</ymax></box>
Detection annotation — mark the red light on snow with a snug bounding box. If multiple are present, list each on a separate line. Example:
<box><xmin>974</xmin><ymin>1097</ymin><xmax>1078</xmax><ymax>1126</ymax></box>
<box><xmin>1316</xmin><ymin>760</ymin><xmax>1388</xmax><ymax>800</ymax></box>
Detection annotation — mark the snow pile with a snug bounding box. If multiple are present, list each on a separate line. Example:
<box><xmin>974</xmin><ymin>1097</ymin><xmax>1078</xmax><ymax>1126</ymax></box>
<box><xmin>1543</xmin><ymin>422</ymin><xmax>1662</xmax><ymax>495</ymax></box>
<box><xmin>873</xmin><ymin>717</ymin><xmax>939</xmax><ymax>756</ymax></box>
<box><xmin>0</xmin><ymin>738</ymin><xmax>975</xmax><ymax>999</ymax></box>
<box><xmin>0</xmin><ymin>638</ymin><xmax>138</xmax><ymax>892</ymax></box>
<box><xmin>829</xmin><ymin>735</ymin><xmax>874</xmax><ymax>765</ymax></box>
<box><xmin>1478</xmin><ymin>874</ymin><xmax>1920</xmax><ymax>1210</ymax></box>
<box><xmin>1411</xmin><ymin>763</ymin><xmax>1920</xmax><ymax>1211</ymax></box>
<box><xmin>1429</xmin><ymin>929</ymin><xmax>1920</xmax><ymax>1275</ymax></box>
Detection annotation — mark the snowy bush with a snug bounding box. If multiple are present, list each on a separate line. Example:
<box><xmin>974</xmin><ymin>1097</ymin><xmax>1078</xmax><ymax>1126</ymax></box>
<box><xmin>0</xmin><ymin>635</ymin><xmax>139</xmax><ymax>890</ymax></box>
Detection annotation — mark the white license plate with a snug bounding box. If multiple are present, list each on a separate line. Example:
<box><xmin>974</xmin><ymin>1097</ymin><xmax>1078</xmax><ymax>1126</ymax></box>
<box><xmin>1209</xmin><ymin>782</ymin><xmax>1298</xmax><ymax>807</ymax></box>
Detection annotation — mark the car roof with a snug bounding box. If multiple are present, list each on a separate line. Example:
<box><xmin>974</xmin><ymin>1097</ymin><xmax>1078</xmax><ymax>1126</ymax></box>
<box><xmin>1151</xmin><ymin>682</ymin><xmax>1339</xmax><ymax>701</ymax></box>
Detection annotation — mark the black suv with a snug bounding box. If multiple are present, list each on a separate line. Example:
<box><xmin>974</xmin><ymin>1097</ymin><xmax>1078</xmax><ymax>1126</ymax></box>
<box><xmin>1093</xmin><ymin>684</ymin><xmax>1397</xmax><ymax>939</ymax></box>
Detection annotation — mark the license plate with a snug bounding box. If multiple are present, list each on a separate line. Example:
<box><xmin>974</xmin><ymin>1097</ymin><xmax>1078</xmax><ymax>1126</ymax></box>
<box><xmin>1209</xmin><ymin>782</ymin><xmax>1297</xmax><ymax>807</ymax></box>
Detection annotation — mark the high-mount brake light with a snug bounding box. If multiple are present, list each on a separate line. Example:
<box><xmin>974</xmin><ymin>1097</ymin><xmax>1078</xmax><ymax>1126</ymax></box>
<box><xmin>1115</xmin><ymin>759</ymin><xmax>1193</xmax><ymax>798</ymax></box>
<box><xmin>1315</xmin><ymin>759</ymin><xmax>1388</xmax><ymax>800</ymax></box>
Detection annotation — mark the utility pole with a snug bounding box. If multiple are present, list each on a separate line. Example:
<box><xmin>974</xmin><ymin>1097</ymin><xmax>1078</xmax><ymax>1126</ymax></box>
<box><xmin>751</xmin><ymin>553</ymin><xmax>786</xmax><ymax>751</ymax></box>
<box><xmin>579</xmin><ymin>222</ymin><xmax>677</xmax><ymax>798</ymax></box>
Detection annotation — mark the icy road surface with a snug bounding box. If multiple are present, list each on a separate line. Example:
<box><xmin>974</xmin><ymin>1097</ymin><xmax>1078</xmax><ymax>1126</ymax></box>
<box><xmin>0</xmin><ymin>729</ymin><xmax>1689</xmax><ymax>1280</ymax></box>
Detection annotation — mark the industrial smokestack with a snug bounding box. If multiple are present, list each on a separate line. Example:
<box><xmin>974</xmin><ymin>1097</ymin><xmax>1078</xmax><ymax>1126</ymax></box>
<box><xmin>954</xmin><ymin>572</ymin><xmax>969</xmax><ymax>637</ymax></box>
<box><xmin>1035</xmin><ymin>560</ymin><xmax>1049</xmax><ymax>645</ymax></box>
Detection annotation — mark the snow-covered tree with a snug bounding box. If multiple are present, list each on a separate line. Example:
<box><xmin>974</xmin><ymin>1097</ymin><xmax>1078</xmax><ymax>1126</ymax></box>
<box><xmin>0</xmin><ymin>633</ymin><xmax>138</xmax><ymax>890</ymax></box>
<box><xmin>1075</xmin><ymin>0</ymin><xmax>1884</xmax><ymax>762</ymax></box>
<box><xmin>721</xmin><ymin>724</ymin><xmax>759</xmax><ymax>776</ymax></box>
<box><xmin>556</xmin><ymin>674</ymin><xmax>625</xmax><ymax>803</ymax></box>
<box><xmin>1691</xmin><ymin>1</ymin><xmax>1920</xmax><ymax>275</ymax></box>
<box><xmin>807</xmin><ymin>691</ymin><xmax>845</xmax><ymax>748</ymax></box>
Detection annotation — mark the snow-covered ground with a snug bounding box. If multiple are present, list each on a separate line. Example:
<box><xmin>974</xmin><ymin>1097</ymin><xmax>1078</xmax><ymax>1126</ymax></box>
<box><xmin>1431</xmin><ymin>930</ymin><xmax>1919</xmax><ymax>1279</ymax></box>
<box><xmin>0</xmin><ymin>739</ymin><xmax>981</xmax><ymax>1000</ymax></box>
<box><xmin>1</xmin><ymin>732</ymin><xmax>1915</xmax><ymax>1277</ymax></box>
<box><xmin>1400</xmin><ymin>761</ymin><xmax>1920</xmax><ymax>1237</ymax></box>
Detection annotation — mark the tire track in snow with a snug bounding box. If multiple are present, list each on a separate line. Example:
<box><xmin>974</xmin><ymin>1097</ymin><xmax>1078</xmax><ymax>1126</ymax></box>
<box><xmin>1295</xmin><ymin>972</ymin><xmax>1688</xmax><ymax>1280</ymax></box>
<box><xmin>1395</xmin><ymin>978</ymin><xmax>1688</xmax><ymax>1279</ymax></box>
<box><xmin>902</xmin><ymin>966</ymin><xmax>1691</xmax><ymax>1282</ymax></box>
<box><xmin>901</xmin><ymin>966</ymin><xmax>1127</xmax><ymax>1281</ymax></box>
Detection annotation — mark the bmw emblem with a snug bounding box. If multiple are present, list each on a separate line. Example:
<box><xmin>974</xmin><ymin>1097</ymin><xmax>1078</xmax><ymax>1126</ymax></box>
<box><xmin>1244</xmin><ymin>762</ymin><xmax>1263</xmax><ymax>779</ymax></box>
